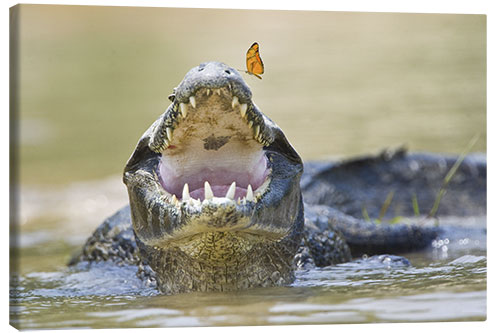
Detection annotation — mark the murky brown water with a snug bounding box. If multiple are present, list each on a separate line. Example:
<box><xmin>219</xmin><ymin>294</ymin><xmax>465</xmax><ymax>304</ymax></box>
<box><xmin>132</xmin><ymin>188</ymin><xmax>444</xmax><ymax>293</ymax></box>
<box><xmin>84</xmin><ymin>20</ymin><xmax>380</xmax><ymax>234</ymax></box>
<box><xmin>10</xmin><ymin>5</ymin><xmax>486</xmax><ymax>329</ymax></box>
<box><xmin>10</xmin><ymin>176</ymin><xmax>487</xmax><ymax>329</ymax></box>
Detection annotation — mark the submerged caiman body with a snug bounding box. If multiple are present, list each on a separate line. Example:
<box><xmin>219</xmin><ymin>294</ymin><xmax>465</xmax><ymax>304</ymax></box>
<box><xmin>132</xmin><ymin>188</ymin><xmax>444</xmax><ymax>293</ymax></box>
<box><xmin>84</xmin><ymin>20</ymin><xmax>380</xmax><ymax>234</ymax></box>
<box><xmin>70</xmin><ymin>62</ymin><xmax>486</xmax><ymax>294</ymax></box>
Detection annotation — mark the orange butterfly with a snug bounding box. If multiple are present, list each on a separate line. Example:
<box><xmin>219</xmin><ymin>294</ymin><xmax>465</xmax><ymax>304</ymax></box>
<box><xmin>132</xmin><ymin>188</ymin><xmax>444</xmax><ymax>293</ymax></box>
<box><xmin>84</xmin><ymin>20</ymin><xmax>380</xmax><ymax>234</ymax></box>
<box><xmin>245</xmin><ymin>42</ymin><xmax>264</xmax><ymax>79</ymax></box>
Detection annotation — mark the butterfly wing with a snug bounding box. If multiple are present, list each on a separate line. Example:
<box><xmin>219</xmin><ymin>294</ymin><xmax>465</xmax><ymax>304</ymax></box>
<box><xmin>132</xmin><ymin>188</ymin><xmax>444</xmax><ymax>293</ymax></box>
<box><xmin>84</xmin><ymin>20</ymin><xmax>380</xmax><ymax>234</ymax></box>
<box><xmin>246</xmin><ymin>42</ymin><xmax>264</xmax><ymax>78</ymax></box>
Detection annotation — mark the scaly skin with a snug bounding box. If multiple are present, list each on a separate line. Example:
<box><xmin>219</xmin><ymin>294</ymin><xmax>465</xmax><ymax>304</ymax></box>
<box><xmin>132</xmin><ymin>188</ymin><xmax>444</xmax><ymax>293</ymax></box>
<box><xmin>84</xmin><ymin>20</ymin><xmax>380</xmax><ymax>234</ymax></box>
<box><xmin>122</xmin><ymin>62</ymin><xmax>305</xmax><ymax>293</ymax></box>
<box><xmin>70</xmin><ymin>62</ymin><xmax>486</xmax><ymax>294</ymax></box>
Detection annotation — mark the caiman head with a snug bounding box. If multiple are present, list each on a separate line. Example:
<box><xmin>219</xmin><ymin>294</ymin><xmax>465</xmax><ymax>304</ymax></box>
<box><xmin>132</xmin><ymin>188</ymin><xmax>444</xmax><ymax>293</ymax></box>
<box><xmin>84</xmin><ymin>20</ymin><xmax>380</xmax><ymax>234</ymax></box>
<box><xmin>123</xmin><ymin>62</ymin><xmax>304</xmax><ymax>294</ymax></box>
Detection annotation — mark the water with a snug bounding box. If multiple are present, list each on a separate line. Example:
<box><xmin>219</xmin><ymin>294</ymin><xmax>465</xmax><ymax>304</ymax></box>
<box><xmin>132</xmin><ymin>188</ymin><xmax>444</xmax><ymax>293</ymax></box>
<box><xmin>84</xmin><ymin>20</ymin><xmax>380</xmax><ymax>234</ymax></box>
<box><xmin>10</xmin><ymin>245</ymin><xmax>486</xmax><ymax>328</ymax></box>
<box><xmin>10</xmin><ymin>179</ymin><xmax>486</xmax><ymax>328</ymax></box>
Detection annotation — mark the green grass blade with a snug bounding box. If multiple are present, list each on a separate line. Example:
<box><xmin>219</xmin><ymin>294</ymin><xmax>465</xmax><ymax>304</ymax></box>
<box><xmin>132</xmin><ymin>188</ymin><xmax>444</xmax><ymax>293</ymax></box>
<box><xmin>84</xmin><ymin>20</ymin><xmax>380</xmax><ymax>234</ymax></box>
<box><xmin>412</xmin><ymin>193</ymin><xmax>420</xmax><ymax>217</ymax></box>
<box><xmin>427</xmin><ymin>134</ymin><xmax>479</xmax><ymax>218</ymax></box>
<box><xmin>362</xmin><ymin>206</ymin><xmax>371</xmax><ymax>222</ymax></box>
<box><xmin>378</xmin><ymin>190</ymin><xmax>395</xmax><ymax>221</ymax></box>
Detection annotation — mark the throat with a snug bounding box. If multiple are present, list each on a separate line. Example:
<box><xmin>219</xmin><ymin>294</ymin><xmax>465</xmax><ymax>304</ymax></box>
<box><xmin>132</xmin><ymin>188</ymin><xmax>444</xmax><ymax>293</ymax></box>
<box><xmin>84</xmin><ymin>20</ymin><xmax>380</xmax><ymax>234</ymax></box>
<box><xmin>141</xmin><ymin>232</ymin><xmax>296</xmax><ymax>293</ymax></box>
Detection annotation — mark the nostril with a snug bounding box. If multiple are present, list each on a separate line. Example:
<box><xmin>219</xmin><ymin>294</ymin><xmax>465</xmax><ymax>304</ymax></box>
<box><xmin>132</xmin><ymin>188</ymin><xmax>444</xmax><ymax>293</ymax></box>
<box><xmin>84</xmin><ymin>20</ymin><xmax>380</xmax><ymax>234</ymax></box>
<box><xmin>224</xmin><ymin>70</ymin><xmax>231</xmax><ymax>75</ymax></box>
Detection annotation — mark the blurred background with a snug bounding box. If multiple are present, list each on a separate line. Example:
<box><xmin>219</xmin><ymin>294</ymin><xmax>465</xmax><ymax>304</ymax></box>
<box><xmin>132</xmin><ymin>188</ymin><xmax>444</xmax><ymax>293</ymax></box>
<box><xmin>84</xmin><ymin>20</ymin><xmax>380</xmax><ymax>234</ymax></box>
<box><xmin>13</xmin><ymin>5</ymin><xmax>486</xmax><ymax>186</ymax></box>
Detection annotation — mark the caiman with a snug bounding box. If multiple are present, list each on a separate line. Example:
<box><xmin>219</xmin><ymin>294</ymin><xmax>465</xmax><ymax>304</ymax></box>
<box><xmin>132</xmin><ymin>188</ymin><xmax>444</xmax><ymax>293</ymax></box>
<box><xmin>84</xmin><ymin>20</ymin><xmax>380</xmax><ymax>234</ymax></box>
<box><xmin>70</xmin><ymin>62</ymin><xmax>486</xmax><ymax>294</ymax></box>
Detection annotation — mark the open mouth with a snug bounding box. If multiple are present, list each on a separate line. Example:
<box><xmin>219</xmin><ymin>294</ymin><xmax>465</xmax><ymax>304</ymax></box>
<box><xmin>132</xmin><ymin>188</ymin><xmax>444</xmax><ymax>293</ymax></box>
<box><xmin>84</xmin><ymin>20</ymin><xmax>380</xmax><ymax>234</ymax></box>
<box><xmin>152</xmin><ymin>85</ymin><xmax>272</xmax><ymax>207</ymax></box>
<box><xmin>124</xmin><ymin>62</ymin><xmax>303</xmax><ymax>246</ymax></box>
<box><xmin>122</xmin><ymin>62</ymin><xmax>304</xmax><ymax>293</ymax></box>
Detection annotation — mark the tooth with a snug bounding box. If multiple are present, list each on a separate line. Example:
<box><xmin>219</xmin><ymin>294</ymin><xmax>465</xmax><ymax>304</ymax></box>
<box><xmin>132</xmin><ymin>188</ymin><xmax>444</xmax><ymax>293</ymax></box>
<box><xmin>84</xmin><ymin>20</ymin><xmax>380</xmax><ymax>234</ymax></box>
<box><xmin>246</xmin><ymin>185</ymin><xmax>254</xmax><ymax>201</ymax></box>
<box><xmin>171</xmin><ymin>194</ymin><xmax>178</xmax><ymax>205</ymax></box>
<box><xmin>180</xmin><ymin>103</ymin><xmax>188</xmax><ymax>118</ymax></box>
<box><xmin>182</xmin><ymin>183</ymin><xmax>190</xmax><ymax>201</ymax></box>
<box><xmin>226</xmin><ymin>182</ymin><xmax>236</xmax><ymax>200</ymax></box>
<box><xmin>204</xmin><ymin>181</ymin><xmax>214</xmax><ymax>200</ymax></box>
<box><xmin>254</xmin><ymin>125</ymin><xmax>260</xmax><ymax>138</ymax></box>
<box><xmin>216</xmin><ymin>88</ymin><xmax>221</xmax><ymax>95</ymax></box>
<box><xmin>247</xmin><ymin>120</ymin><xmax>253</xmax><ymax>129</ymax></box>
<box><xmin>189</xmin><ymin>96</ymin><xmax>196</xmax><ymax>108</ymax></box>
<box><xmin>206</xmin><ymin>89</ymin><xmax>210</xmax><ymax>96</ymax></box>
<box><xmin>166</xmin><ymin>127</ymin><xmax>173</xmax><ymax>142</ymax></box>
<box><xmin>232</xmin><ymin>96</ymin><xmax>239</xmax><ymax>109</ymax></box>
<box><xmin>240</xmin><ymin>103</ymin><xmax>247</xmax><ymax>118</ymax></box>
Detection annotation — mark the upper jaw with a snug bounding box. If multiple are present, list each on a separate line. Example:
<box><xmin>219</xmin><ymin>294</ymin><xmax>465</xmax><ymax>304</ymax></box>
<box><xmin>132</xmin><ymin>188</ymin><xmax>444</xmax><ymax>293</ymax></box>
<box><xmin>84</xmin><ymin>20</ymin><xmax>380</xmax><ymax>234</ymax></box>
<box><xmin>174</xmin><ymin>61</ymin><xmax>253</xmax><ymax>106</ymax></box>
<box><xmin>148</xmin><ymin>63</ymin><xmax>275</xmax><ymax>153</ymax></box>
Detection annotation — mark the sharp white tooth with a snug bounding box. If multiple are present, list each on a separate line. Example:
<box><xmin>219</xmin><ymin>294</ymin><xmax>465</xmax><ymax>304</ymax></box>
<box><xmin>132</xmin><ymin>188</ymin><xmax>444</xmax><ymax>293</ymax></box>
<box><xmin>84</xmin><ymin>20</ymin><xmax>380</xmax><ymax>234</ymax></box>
<box><xmin>180</xmin><ymin>103</ymin><xmax>188</xmax><ymax>118</ymax></box>
<box><xmin>247</xmin><ymin>120</ymin><xmax>253</xmax><ymax>129</ymax></box>
<box><xmin>216</xmin><ymin>88</ymin><xmax>221</xmax><ymax>95</ymax></box>
<box><xmin>189</xmin><ymin>96</ymin><xmax>196</xmax><ymax>108</ymax></box>
<box><xmin>246</xmin><ymin>185</ymin><xmax>254</xmax><ymax>201</ymax></box>
<box><xmin>182</xmin><ymin>183</ymin><xmax>190</xmax><ymax>201</ymax></box>
<box><xmin>240</xmin><ymin>103</ymin><xmax>247</xmax><ymax>118</ymax></box>
<box><xmin>166</xmin><ymin>127</ymin><xmax>173</xmax><ymax>142</ymax></box>
<box><xmin>206</xmin><ymin>89</ymin><xmax>210</xmax><ymax>96</ymax></box>
<box><xmin>171</xmin><ymin>194</ymin><xmax>178</xmax><ymax>205</ymax></box>
<box><xmin>226</xmin><ymin>182</ymin><xmax>236</xmax><ymax>200</ymax></box>
<box><xmin>204</xmin><ymin>181</ymin><xmax>214</xmax><ymax>200</ymax></box>
<box><xmin>254</xmin><ymin>125</ymin><xmax>260</xmax><ymax>138</ymax></box>
<box><xmin>232</xmin><ymin>96</ymin><xmax>239</xmax><ymax>109</ymax></box>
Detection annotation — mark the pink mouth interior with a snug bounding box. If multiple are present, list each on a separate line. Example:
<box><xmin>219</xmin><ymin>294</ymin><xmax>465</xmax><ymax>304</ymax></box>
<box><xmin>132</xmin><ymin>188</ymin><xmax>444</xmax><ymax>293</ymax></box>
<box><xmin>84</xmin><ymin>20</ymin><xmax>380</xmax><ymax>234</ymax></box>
<box><xmin>159</xmin><ymin>153</ymin><xmax>268</xmax><ymax>200</ymax></box>
<box><xmin>156</xmin><ymin>87</ymin><xmax>269</xmax><ymax>201</ymax></box>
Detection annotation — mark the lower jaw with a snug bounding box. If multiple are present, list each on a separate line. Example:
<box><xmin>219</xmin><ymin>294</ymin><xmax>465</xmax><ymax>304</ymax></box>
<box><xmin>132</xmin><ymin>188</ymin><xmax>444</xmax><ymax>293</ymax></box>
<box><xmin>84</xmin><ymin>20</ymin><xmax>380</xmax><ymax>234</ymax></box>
<box><xmin>133</xmin><ymin>194</ymin><xmax>304</xmax><ymax>293</ymax></box>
